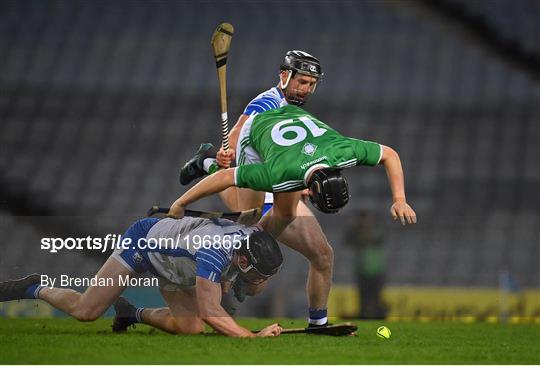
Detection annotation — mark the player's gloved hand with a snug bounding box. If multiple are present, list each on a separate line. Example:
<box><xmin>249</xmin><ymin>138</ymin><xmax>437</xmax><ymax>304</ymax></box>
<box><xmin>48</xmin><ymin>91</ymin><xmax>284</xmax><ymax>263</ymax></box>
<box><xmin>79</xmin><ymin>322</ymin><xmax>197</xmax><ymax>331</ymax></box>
<box><xmin>216</xmin><ymin>147</ymin><xmax>235</xmax><ymax>168</ymax></box>
<box><xmin>233</xmin><ymin>277</ymin><xmax>247</xmax><ymax>302</ymax></box>
<box><xmin>390</xmin><ymin>199</ymin><xmax>417</xmax><ymax>226</ymax></box>
<box><xmin>256</xmin><ymin>323</ymin><xmax>282</xmax><ymax>337</ymax></box>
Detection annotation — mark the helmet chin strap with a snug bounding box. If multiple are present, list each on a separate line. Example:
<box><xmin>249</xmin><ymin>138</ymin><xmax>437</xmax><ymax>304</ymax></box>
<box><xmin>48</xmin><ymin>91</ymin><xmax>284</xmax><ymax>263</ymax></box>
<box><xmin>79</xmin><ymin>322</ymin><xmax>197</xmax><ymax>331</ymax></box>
<box><xmin>280</xmin><ymin>71</ymin><xmax>319</xmax><ymax>106</ymax></box>
<box><xmin>280</xmin><ymin>70</ymin><xmax>293</xmax><ymax>90</ymax></box>
<box><xmin>280</xmin><ymin>71</ymin><xmax>306</xmax><ymax>106</ymax></box>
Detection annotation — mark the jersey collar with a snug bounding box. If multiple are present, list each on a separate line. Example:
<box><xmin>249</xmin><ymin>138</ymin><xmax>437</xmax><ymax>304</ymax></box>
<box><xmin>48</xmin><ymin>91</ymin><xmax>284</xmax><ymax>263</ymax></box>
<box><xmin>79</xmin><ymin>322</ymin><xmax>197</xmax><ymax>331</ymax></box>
<box><xmin>274</xmin><ymin>85</ymin><xmax>286</xmax><ymax>100</ymax></box>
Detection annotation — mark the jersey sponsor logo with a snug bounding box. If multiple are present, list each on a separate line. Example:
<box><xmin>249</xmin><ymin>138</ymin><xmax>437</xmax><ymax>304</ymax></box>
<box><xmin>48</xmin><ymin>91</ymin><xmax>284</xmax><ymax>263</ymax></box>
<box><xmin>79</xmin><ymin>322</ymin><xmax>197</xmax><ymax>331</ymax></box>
<box><xmin>300</xmin><ymin>155</ymin><xmax>328</xmax><ymax>170</ymax></box>
<box><xmin>302</xmin><ymin>142</ymin><xmax>317</xmax><ymax>156</ymax></box>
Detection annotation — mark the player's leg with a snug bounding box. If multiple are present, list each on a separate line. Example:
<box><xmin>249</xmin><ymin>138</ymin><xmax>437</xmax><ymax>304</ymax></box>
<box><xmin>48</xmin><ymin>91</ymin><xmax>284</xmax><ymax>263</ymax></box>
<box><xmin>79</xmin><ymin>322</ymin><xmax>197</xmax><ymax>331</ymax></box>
<box><xmin>282</xmin><ymin>200</ymin><xmax>333</xmax><ymax>315</ymax></box>
<box><xmin>113</xmin><ymin>298</ymin><xmax>176</xmax><ymax>334</ymax></box>
<box><xmin>37</xmin><ymin>256</ymin><xmax>131</xmax><ymax>321</ymax></box>
<box><xmin>262</xmin><ymin>193</ymin><xmax>334</xmax><ymax>325</ymax></box>
<box><xmin>258</xmin><ymin>192</ymin><xmax>299</xmax><ymax>238</ymax></box>
<box><xmin>234</xmin><ymin>188</ymin><xmax>265</xmax><ymax>211</ymax></box>
<box><xmin>218</xmin><ymin>187</ymin><xmax>240</xmax><ymax>210</ymax></box>
<box><xmin>41</xmin><ymin>217</ymin><xmax>156</xmax><ymax>322</ymax></box>
<box><xmin>141</xmin><ymin>288</ymin><xmax>204</xmax><ymax>335</ymax></box>
<box><xmin>113</xmin><ymin>288</ymin><xmax>240</xmax><ymax>333</ymax></box>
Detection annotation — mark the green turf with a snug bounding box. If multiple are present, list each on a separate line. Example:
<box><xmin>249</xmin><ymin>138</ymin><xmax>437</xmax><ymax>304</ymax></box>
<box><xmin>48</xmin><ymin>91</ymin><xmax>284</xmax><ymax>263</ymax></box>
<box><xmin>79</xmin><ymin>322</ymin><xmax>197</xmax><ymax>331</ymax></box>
<box><xmin>0</xmin><ymin>318</ymin><xmax>539</xmax><ymax>364</ymax></box>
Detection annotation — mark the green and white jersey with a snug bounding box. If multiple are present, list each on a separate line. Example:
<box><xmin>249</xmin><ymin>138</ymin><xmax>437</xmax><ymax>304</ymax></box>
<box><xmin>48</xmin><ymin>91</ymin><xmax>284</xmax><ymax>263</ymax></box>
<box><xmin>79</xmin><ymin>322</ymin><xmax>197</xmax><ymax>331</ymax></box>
<box><xmin>235</xmin><ymin>105</ymin><xmax>382</xmax><ymax>192</ymax></box>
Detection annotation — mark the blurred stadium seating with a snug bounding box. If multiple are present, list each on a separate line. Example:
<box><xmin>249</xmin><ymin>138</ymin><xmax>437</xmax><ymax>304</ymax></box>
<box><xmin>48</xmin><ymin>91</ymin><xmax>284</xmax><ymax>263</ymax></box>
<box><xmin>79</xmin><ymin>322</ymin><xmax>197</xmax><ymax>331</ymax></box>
<box><xmin>0</xmin><ymin>0</ymin><xmax>538</xmax><ymax>315</ymax></box>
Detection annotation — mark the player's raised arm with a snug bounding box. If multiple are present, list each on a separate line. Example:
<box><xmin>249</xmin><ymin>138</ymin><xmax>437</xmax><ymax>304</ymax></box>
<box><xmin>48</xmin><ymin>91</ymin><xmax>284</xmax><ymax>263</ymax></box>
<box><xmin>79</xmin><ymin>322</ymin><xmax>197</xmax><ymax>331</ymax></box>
<box><xmin>378</xmin><ymin>145</ymin><xmax>417</xmax><ymax>225</ymax></box>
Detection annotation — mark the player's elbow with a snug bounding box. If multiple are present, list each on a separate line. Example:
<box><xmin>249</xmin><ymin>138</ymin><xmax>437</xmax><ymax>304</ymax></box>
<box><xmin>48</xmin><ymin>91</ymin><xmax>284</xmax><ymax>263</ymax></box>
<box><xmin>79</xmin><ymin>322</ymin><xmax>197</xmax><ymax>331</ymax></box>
<box><xmin>379</xmin><ymin>145</ymin><xmax>399</xmax><ymax>164</ymax></box>
<box><xmin>168</xmin><ymin>319</ymin><xmax>205</xmax><ymax>335</ymax></box>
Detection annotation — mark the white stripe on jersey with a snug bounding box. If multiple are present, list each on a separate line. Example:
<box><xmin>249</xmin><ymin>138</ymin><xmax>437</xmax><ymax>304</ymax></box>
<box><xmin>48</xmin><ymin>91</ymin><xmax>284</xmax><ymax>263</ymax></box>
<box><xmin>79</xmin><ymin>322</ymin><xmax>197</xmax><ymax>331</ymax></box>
<box><xmin>213</xmin><ymin>249</ymin><xmax>229</xmax><ymax>264</ymax></box>
<box><xmin>242</xmin><ymin>87</ymin><xmax>286</xmax><ymax>116</ymax></box>
<box><xmin>197</xmin><ymin>257</ymin><xmax>223</xmax><ymax>273</ymax></box>
<box><xmin>273</xmin><ymin>179</ymin><xmax>304</xmax><ymax>189</ymax></box>
<box><xmin>338</xmin><ymin>159</ymin><xmax>357</xmax><ymax>167</ymax></box>
<box><xmin>198</xmin><ymin>251</ymin><xmax>226</xmax><ymax>267</ymax></box>
<box><xmin>272</xmin><ymin>181</ymin><xmax>305</xmax><ymax>192</ymax></box>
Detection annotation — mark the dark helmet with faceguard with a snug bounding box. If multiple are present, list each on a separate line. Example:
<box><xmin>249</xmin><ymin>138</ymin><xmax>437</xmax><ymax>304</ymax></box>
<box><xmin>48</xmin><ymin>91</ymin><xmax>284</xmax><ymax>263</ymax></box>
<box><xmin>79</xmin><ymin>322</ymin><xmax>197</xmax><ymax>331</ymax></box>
<box><xmin>280</xmin><ymin>50</ymin><xmax>323</xmax><ymax>106</ymax></box>
<box><xmin>236</xmin><ymin>231</ymin><xmax>283</xmax><ymax>279</ymax></box>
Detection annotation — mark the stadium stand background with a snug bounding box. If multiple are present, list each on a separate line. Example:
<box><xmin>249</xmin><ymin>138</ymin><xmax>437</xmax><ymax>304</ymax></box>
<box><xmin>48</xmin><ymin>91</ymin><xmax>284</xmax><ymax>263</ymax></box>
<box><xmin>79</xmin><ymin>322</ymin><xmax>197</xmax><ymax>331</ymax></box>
<box><xmin>1</xmin><ymin>0</ymin><xmax>538</xmax><ymax>318</ymax></box>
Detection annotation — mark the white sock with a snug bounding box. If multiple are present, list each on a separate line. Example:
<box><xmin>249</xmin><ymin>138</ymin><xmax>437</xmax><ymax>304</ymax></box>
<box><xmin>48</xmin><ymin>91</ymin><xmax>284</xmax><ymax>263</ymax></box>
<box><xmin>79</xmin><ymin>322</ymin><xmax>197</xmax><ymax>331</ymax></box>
<box><xmin>308</xmin><ymin>317</ymin><xmax>328</xmax><ymax>325</ymax></box>
<box><xmin>135</xmin><ymin>308</ymin><xmax>145</xmax><ymax>323</ymax></box>
<box><xmin>203</xmin><ymin>158</ymin><xmax>216</xmax><ymax>173</ymax></box>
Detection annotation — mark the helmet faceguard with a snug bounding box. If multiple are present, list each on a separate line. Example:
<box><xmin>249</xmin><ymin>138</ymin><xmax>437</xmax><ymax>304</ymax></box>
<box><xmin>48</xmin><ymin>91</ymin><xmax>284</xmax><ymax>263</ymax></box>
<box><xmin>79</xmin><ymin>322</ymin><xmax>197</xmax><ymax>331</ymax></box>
<box><xmin>280</xmin><ymin>50</ymin><xmax>323</xmax><ymax>106</ymax></box>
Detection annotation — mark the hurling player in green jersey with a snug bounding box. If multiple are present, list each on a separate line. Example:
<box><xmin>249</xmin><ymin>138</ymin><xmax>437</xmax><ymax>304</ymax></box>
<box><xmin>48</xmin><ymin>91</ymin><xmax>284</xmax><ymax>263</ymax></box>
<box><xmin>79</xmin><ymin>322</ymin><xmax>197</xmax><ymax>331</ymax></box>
<box><xmin>233</xmin><ymin>105</ymin><xmax>383</xmax><ymax>193</ymax></box>
<box><xmin>170</xmin><ymin>104</ymin><xmax>417</xmax><ymax>226</ymax></box>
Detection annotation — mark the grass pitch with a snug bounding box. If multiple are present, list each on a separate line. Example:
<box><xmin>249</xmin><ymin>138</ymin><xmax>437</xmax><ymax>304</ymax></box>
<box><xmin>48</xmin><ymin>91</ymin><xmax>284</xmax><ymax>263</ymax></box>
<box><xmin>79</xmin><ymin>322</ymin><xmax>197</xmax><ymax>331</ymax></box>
<box><xmin>0</xmin><ymin>318</ymin><xmax>539</xmax><ymax>364</ymax></box>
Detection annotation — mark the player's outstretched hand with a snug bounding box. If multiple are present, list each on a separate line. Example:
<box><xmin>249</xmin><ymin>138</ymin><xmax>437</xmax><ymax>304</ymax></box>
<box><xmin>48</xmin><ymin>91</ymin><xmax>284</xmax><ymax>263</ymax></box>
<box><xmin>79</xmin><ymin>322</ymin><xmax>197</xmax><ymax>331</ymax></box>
<box><xmin>391</xmin><ymin>200</ymin><xmax>417</xmax><ymax>226</ymax></box>
<box><xmin>216</xmin><ymin>148</ymin><xmax>235</xmax><ymax>168</ymax></box>
<box><xmin>257</xmin><ymin>323</ymin><xmax>282</xmax><ymax>337</ymax></box>
<box><xmin>167</xmin><ymin>203</ymin><xmax>185</xmax><ymax>220</ymax></box>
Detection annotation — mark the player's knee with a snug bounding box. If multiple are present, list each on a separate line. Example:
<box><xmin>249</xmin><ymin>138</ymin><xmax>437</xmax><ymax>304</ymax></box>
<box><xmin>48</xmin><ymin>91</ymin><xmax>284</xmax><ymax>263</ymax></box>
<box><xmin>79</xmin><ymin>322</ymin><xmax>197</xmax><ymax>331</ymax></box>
<box><xmin>72</xmin><ymin>306</ymin><xmax>102</xmax><ymax>322</ymax></box>
<box><xmin>170</xmin><ymin>319</ymin><xmax>204</xmax><ymax>335</ymax></box>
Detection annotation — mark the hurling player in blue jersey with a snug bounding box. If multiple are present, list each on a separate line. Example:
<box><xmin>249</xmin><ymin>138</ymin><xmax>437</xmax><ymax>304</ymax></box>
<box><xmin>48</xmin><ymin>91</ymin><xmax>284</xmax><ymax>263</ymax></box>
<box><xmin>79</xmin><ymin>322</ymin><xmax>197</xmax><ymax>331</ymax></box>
<box><xmin>0</xmin><ymin>217</ymin><xmax>283</xmax><ymax>337</ymax></box>
<box><xmin>179</xmin><ymin>51</ymin><xmax>337</xmax><ymax>328</ymax></box>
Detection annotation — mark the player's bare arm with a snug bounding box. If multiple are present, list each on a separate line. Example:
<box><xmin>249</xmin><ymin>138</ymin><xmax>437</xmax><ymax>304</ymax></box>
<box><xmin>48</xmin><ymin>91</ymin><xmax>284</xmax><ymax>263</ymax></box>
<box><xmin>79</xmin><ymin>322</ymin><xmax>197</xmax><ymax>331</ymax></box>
<box><xmin>379</xmin><ymin>145</ymin><xmax>417</xmax><ymax>225</ymax></box>
<box><xmin>196</xmin><ymin>276</ymin><xmax>281</xmax><ymax>337</ymax></box>
<box><xmin>169</xmin><ymin>168</ymin><xmax>236</xmax><ymax>218</ymax></box>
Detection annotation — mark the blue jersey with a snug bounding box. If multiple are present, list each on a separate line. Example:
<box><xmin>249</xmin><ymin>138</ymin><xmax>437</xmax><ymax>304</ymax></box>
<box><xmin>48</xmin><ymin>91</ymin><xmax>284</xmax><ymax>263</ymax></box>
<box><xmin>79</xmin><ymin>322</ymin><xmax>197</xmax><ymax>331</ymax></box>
<box><xmin>114</xmin><ymin>217</ymin><xmax>261</xmax><ymax>288</ymax></box>
<box><xmin>243</xmin><ymin>87</ymin><xmax>287</xmax><ymax>116</ymax></box>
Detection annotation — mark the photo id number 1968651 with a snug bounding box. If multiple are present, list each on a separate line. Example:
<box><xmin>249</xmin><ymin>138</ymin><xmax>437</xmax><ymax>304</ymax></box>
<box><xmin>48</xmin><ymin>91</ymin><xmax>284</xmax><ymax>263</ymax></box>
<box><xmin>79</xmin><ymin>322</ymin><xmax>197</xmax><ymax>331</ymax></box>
<box><xmin>183</xmin><ymin>234</ymin><xmax>246</xmax><ymax>250</ymax></box>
